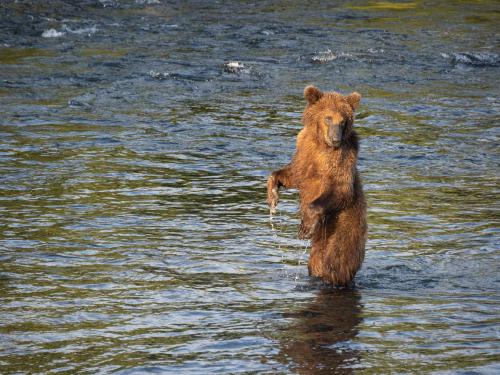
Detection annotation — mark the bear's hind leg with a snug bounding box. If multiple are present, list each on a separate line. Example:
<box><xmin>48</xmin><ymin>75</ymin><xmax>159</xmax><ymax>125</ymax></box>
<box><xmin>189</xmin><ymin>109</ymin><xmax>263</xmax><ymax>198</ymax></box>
<box><xmin>308</xmin><ymin>243</ymin><xmax>324</xmax><ymax>278</ymax></box>
<box><xmin>321</xmin><ymin>209</ymin><xmax>366</xmax><ymax>286</ymax></box>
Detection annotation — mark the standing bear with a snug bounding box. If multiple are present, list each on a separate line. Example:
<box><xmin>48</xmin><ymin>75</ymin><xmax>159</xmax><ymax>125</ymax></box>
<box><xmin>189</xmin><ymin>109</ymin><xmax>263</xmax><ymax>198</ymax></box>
<box><xmin>267</xmin><ymin>85</ymin><xmax>367</xmax><ymax>286</ymax></box>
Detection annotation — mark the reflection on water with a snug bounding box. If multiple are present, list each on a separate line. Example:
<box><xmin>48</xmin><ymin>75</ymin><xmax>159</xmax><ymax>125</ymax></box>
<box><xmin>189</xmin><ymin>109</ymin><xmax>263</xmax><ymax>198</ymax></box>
<box><xmin>0</xmin><ymin>0</ymin><xmax>499</xmax><ymax>373</ymax></box>
<box><xmin>277</xmin><ymin>288</ymin><xmax>362</xmax><ymax>374</ymax></box>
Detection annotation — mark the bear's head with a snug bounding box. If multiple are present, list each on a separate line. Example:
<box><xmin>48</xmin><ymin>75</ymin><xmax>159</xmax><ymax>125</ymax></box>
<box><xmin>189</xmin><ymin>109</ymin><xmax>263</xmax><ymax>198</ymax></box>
<box><xmin>302</xmin><ymin>85</ymin><xmax>361</xmax><ymax>149</ymax></box>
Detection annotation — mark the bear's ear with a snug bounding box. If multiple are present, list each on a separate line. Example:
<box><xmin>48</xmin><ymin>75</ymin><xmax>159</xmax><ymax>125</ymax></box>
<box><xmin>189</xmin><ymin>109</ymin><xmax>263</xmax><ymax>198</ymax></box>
<box><xmin>304</xmin><ymin>85</ymin><xmax>323</xmax><ymax>106</ymax></box>
<box><xmin>346</xmin><ymin>92</ymin><xmax>361</xmax><ymax>111</ymax></box>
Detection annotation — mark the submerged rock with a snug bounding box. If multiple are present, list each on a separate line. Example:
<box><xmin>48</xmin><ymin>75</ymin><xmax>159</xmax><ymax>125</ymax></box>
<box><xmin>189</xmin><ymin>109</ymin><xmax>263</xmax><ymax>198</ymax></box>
<box><xmin>442</xmin><ymin>52</ymin><xmax>499</xmax><ymax>67</ymax></box>
<box><xmin>222</xmin><ymin>61</ymin><xmax>245</xmax><ymax>74</ymax></box>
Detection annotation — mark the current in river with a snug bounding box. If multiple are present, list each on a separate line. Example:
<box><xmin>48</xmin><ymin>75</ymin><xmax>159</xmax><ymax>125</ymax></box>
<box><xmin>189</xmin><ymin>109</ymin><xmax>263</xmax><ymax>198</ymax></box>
<box><xmin>0</xmin><ymin>1</ymin><xmax>499</xmax><ymax>374</ymax></box>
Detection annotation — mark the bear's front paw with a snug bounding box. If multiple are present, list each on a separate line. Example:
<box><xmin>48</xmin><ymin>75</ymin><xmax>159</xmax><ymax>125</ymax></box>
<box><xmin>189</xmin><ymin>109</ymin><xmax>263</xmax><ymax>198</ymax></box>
<box><xmin>267</xmin><ymin>175</ymin><xmax>279</xmax><ymax>214</ymax></box>
<box><xmin>298</xmin><ymin>210</ymin><xmax>321</xmax><ymax>239</ymax></box>
<box><xmin>298</xmin><ymin>218</ymin><xmax>319</xmax><ymax>239</ymax></box>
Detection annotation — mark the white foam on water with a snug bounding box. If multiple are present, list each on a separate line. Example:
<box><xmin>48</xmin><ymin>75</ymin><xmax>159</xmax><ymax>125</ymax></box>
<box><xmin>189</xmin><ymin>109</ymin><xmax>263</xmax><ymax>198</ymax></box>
<box><xmin>311</xmin><ymin>49</ymin><xmax>353</xmax><ymax>63</ymax></box>
<box><xmin>41</xmin><ymin>29</ymin><xmax>65</xmax><ymax>38</ymax></box>
<box><xmin>442</xmin><ymin>52</ymin><xmax>499</xmax><ymax>66</ymax></box>
<box><xmin>42</xmin><ymin>25</ymin><xmax>98</xmax><ymax>38</ymax></box>
<box><xmin>63</xmin><ymin>25</ymin><xmax>98</xmax><ymax>35</ymax></box>
<box><xmin>149</xmin><ymin>70</ymin><xmax>170</xmax><ymax>80</ymax></box>
<box><xmin>136</xmin><ymin>0</ymin><xmax>161</xmax><ymax>4</ymax></box>
<box><xmin>311</xmin><ymin>49</ymin><xmax>337</xmax><ymax>63</ymax></box>
<box><xmin>98</xmin><ymin>0</ymin><xmax>116</xmax><ymax>7</ymax></box>
<box><xmin>368</xmin><ymin>47</ymin><xmax>385</xmax><ymax>54</ymax></box>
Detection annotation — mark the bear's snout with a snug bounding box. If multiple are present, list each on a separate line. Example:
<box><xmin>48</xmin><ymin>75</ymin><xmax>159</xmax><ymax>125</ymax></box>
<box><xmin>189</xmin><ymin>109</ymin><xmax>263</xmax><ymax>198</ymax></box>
<box><xmin>325</xmin><ymin>116</ymin><xmax>344</xmax><ymax>147</ymax></box>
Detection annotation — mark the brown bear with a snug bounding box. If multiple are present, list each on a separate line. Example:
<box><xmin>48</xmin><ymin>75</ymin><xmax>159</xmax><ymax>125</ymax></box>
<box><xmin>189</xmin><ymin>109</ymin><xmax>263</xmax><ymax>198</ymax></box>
<box><xmin>267</xmin><ymin>85</ymin><xmax>367</xmax><ymax>286</ymax></box>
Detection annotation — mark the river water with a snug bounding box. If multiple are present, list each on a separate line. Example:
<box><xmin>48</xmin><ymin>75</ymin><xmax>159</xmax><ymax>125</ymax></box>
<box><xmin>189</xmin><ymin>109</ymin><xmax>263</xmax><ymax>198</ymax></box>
<box><xmin>1</xmin><ymin>1</ymin><xmax>499</xmax><ymax>374</ymax></box>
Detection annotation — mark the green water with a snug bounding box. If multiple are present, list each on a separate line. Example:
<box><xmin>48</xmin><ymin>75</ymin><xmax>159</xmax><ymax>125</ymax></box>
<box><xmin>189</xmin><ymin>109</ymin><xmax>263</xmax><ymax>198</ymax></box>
<box><xmin>0</xmin><ymin>1</ymin><xmax>499</xmax><ymax>373</ymax></box>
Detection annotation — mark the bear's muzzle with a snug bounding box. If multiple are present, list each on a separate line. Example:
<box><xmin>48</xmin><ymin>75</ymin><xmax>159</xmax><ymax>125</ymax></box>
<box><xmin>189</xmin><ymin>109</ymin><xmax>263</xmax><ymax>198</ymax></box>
<box><xmin>325</xmin><ymin>116</ymin><xmax>344</xmax><ymax>148</ymax></box>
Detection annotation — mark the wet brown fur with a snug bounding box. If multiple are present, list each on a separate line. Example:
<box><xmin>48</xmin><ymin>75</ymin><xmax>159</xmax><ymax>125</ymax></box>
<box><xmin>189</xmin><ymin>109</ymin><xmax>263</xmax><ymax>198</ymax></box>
<box><xmin>267</xmin><ymin>85</ymin><xmax>367</xmax><ymax>286</ymax></box>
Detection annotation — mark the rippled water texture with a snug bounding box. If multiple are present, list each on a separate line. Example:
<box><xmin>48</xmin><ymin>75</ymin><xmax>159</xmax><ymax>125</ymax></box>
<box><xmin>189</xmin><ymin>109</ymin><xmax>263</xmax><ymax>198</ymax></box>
<box><xmin>1</xmin><ymin>1</ymin><xmax>499</xmax><ymax>373</ymax></box>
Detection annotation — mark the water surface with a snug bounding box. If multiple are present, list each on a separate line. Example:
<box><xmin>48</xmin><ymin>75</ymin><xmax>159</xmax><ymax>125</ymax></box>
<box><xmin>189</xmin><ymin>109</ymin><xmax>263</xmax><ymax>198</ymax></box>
<box><xmin>1</xmin><ymin>1</ymin><xmax>499</xmax><ymax>373</ymax></box>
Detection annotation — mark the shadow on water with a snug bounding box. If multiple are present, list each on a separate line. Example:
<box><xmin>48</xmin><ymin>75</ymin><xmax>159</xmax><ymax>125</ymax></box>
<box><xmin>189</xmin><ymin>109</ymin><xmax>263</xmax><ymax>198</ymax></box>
<box><xmin>277</xmin><ymin>287</ymin><xmax>363</xmax><ymax>374</ymax></box>
<box><xmin>0</xmin><ymin>0</ymin><xmax>499</xmax><ymax>373</ymax></box>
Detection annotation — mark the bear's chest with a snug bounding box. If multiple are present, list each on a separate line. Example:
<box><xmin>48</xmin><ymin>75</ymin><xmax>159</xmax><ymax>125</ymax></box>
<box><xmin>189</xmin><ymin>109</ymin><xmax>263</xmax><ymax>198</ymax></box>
<box><xmin>296</xmin><ymin>150</ymin><xmax>339</xmax><ymax>178</ymax></box>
